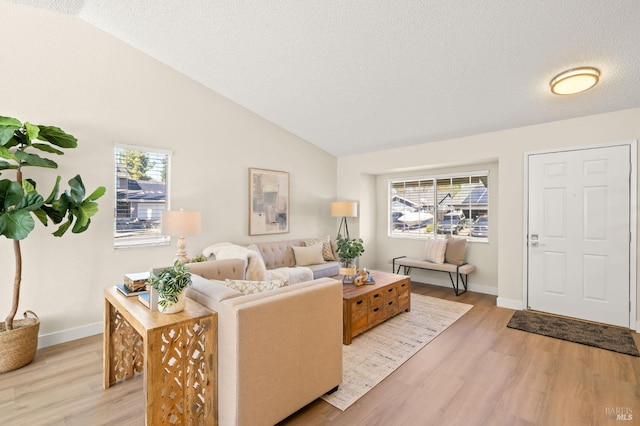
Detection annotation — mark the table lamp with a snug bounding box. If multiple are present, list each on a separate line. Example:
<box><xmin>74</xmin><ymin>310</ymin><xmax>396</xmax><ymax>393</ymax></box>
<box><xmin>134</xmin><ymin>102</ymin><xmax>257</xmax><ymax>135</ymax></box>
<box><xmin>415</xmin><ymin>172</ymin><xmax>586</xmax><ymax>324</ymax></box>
<box><xmin>162</xmin><ymin>210</ymin><xmax>201</xmax><ymax>263</ymax></box>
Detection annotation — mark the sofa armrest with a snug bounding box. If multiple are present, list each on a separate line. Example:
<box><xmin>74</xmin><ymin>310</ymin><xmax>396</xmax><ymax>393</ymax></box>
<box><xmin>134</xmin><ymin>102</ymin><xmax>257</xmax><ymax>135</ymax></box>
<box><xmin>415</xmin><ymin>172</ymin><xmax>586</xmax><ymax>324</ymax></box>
<box><xmin>185</xmin><ymin>258</ymin><xmax>247</xmax><ymax>281</ymax></box>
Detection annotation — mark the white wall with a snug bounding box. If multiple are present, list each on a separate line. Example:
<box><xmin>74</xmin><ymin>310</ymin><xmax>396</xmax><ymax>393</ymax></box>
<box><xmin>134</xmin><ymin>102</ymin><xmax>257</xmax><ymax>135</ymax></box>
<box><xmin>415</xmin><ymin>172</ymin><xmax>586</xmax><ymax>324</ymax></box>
<box><xmin>339</xmin><ymin>108</ymin><xmax>640</xmax><ymax>324</ymax></box>
<box><xmin>0</xmin><ymin>3</ymin><xmax>337</xmax><ymax>344</ymax></box>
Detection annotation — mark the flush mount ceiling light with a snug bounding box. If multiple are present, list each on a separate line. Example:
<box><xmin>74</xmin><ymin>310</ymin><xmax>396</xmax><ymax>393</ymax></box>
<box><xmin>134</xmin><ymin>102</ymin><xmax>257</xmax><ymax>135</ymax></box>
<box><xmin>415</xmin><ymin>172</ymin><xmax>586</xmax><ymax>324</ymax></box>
<box><xmin>550</xmin><ymin>67</ymin><xmax>600</xmax><ymax>95</ymax></box>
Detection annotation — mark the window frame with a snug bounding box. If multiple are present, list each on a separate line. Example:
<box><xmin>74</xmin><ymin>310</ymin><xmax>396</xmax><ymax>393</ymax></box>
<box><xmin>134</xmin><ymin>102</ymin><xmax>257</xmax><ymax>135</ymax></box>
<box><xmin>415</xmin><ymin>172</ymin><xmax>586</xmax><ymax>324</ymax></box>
<box><xmin>114</xmin><ymin>143</ymin><xmax>172</xmax><ymax>249</ymax></box>
<box><xmin>388</xmin><ymin>169</ymin><xmax>489</xmax><ymax>241</ymax></box>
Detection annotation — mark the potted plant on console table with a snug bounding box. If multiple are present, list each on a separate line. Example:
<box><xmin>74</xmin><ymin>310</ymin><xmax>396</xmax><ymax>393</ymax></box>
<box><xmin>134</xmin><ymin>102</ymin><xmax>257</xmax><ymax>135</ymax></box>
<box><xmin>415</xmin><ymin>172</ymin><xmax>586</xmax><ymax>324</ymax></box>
<box><xmin>336</xmin><ymin>234</ymin><xmax>365</xmax><ymax>284</ymax></box>
<box><xmin>0</xmin><ymin>116</ymin><xmax>105</xmax><ymax>373</ymax></box>
<box><xmin>146</xmin><ymin>260</ymin><xmax>193</xmax><ymax>314</ymax></box>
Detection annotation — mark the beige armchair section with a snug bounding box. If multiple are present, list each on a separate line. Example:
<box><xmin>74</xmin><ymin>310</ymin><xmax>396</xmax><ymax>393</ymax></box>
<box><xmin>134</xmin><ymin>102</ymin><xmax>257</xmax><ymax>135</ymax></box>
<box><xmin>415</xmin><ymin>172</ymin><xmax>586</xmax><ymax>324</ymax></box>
<box><xmin>185</xmin><ymin>259</ymin><xmax>343</xmax><ymax>426</ymax></box>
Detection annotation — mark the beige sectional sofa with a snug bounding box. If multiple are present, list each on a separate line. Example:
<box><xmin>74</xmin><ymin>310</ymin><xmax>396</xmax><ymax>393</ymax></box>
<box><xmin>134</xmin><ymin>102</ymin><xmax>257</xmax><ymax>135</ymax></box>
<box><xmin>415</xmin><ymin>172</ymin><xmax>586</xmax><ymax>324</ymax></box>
<box><xmin>203</xmin><ymin>237</ymin><xmax>340</xmax><ymax>283</ymax></box>
<box><xmin>185</xmin><ymin>257</ymin><xmax>343</xmax><ymax>426</ymax></box>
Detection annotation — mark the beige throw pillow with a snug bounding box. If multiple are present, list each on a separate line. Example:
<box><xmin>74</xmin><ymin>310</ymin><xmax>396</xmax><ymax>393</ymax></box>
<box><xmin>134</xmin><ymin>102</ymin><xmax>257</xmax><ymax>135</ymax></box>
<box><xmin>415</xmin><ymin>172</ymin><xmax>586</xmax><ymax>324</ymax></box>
<box><xmin>445</xmin><ymin>235</ymin><xmax>467</xmax><ymax>265</ymax></box>
<box><xmin>292</xmin><ymin>243</ymin><xmax>326</xmax><ymax>266</ymax></box>
<box><xmin>303</xmin><ymin>235</ymin><xmax>336</xmax><ymax>261</ymax></box>
<box><xmin>424</xmin><ymin>238</ymin><xmax>448</xmax><ymax>264</ymax></box>
<box><xmin>223</xmin><ymin>279</ymin><xmax>288</xmax><ymax>295</ymax></box>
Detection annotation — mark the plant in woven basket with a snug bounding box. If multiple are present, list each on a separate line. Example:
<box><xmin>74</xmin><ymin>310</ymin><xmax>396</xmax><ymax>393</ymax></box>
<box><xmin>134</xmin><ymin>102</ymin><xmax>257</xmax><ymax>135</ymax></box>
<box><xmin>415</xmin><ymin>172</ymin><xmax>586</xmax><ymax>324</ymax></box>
<box><xmin>146</xmin><ymin>260</ymin><xmax>193</xmax><ymax>311</ymax></box>
<box><xmin>0</xmin><ymin>116</ymin><xmax>105</xmax><ymax>373</ymax></box>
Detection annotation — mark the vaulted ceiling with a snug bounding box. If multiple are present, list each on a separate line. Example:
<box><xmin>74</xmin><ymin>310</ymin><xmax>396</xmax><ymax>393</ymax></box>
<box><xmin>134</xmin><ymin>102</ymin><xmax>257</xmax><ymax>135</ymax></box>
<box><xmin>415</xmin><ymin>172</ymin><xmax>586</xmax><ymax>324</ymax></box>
<box><xmin>9</xmin><ymin>0</ymin><xmax>640</xmax><ymax>157</ymax></box>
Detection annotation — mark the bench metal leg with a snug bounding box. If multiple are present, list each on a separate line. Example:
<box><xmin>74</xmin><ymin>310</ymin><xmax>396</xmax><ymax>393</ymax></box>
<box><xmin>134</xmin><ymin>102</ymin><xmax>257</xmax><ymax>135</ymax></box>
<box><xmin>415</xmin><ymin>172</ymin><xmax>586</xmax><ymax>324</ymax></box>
<box><xmin>447</xmin><ymin>272</ymin><xmax>468</xmax><ymax>296</ymax></box>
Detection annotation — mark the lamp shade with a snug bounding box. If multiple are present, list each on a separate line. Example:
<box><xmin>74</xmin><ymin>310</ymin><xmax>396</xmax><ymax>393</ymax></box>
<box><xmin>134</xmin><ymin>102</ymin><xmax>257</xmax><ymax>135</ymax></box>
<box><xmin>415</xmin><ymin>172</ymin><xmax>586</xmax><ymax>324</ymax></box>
<box><xmin>162</xmin><ymin>210</ymin><xmax>201</xmax><ymax>236</ymax></box>
<box><xmin>331</xmin><ymin>201</ymin><xmax>358</xmax><ymax>218</ymax></box>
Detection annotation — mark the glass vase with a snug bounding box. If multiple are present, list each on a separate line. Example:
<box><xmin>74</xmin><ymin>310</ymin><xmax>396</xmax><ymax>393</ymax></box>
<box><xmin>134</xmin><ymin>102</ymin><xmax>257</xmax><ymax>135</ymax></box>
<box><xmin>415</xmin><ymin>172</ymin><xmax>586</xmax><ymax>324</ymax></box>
<box><xmin>339</xmin><ymin>258</ymin><xmax>358</xmax><ymax>284</ymax></box>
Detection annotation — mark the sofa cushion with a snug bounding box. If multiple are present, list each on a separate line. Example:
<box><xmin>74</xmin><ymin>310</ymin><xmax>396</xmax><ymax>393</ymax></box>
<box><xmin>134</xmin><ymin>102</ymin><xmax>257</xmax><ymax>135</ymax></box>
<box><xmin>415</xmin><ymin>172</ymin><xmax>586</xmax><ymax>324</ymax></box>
<box><xmin>303</xmin><ymin>235</ymin><xmax>336</xmax><ymax>261</ymax></box>
<box><xmin>445</xmin><ymin>235</ymin><xmax>467</xmax><ymax>265</ymax></box>
<box><xmin>423</xmin><ymin>238</ymin><xmax>448</xmax><ymax>264</ymax></box>
<box><xmin>306</xmin><ymin>261</ymin><xmax>340</xmax><ymax>279</ymax></box>
<box><xmin>292</xmin><ymin>244</ymin><xmax>326</xmax><ymax>266</ymax></box>
<box><xmin>223</xmin><ymin>279</ymin><xmax>288</xmax><ymax>295</ymax></box>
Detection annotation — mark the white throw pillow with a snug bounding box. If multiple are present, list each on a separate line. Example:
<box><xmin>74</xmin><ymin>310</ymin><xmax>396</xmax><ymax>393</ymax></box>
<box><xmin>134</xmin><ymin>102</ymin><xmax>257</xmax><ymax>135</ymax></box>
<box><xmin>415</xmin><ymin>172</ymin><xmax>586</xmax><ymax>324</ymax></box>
<box><xmin>423</xmin><ymin>239</ymin><xmax>448</xmax><ymax>264</ymax></box>
<box><xmin>292</xmin><ymin>243</ymin><xmax>326</xmax><ymax>266</ymax></box>
<box><xmin>223</xmin><ymin>279</ymin><xmax>288</xmax><ymax>295</ymax></box>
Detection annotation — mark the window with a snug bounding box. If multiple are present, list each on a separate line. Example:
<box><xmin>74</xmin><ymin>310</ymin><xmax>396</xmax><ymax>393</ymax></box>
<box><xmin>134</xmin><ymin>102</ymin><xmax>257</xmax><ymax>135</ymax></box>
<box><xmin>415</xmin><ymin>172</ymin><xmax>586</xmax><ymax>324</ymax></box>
<box><xmin>114</xmin><ymin>144</ymin><xmax>171</xmax><ymax>248</ymax></box>
<box><xmin>389</xmin><ymin>171</ymin><xmax>489</xmax><ymax>240</ymax></box>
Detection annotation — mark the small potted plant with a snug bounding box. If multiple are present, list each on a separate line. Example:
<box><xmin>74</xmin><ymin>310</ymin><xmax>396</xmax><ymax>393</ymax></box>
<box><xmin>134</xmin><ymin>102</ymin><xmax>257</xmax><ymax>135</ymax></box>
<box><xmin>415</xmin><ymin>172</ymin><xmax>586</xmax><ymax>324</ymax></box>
<box><xmin>335</xmin><ymin>234</ymin><xmax>365</xmax><ymax>283</ymax></box>
<box><xmin>146</xmin><ymin>260</ymin><xmax>193</xmax><ymax>314</ymax></box>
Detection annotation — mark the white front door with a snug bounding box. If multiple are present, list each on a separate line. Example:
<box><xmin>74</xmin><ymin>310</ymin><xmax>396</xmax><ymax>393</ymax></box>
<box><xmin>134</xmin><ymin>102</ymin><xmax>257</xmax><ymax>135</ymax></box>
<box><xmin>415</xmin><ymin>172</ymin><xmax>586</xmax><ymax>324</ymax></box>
<box><xmin>527</xmin><ymin>145</ymin><xmax>631</xmax><ymax>327</ymax></box>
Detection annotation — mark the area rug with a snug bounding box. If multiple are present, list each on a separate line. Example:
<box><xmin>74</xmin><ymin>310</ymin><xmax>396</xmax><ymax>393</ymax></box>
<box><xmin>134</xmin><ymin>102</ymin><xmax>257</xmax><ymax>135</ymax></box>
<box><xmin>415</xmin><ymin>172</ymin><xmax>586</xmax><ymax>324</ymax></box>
<box><xmin>507</xmin><ymin>310</ymin><xmax>640</xmax><ymax>357</ymax></box>
<box><xmin>321</xmin><ymin>294</ymin><xmax>472</xmax><ymax>411</ymax></box>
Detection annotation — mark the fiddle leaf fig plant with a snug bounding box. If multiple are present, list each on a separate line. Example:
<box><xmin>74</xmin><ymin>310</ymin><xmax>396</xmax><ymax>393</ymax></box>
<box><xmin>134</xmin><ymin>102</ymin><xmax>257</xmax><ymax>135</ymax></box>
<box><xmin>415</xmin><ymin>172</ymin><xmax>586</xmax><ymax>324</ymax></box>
<box><xmin>0</xmin><ymin>115</ymin><xmax>106</xmax><ymax>330</ymax></box>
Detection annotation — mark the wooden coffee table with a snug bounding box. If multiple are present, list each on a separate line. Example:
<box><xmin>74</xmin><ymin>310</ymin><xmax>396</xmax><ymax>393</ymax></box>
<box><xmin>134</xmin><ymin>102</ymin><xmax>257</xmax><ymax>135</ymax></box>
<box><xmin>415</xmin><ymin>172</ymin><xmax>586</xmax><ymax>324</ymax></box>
<box><xmin>341</xmin><ymin>270</ymin><xmax>411</xmax><ymax>344</ymax></box>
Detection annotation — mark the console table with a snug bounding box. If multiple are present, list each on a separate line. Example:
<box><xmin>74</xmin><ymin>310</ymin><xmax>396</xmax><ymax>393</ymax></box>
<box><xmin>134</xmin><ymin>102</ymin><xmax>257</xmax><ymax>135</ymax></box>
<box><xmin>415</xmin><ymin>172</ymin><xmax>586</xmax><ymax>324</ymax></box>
<box><xmin>103</xmin><ymin>286</ymin><xmax>217</xmax><ymax>425</ymax></box>
<box><xmin>341</xmin><ymin>270</ymin><xmax>411</xmax><ymax>344</ymax></box>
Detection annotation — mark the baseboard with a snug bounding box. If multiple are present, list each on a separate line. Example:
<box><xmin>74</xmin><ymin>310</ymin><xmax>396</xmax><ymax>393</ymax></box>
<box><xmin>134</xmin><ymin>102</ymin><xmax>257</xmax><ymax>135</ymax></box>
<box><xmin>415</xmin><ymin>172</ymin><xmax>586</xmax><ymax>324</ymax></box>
<box><xmin>38</xmin><ymin>322</ymin><xmax>103</xmax><ymax>349</ymax></box>
<box><xmin>496</xmin><ymin>297</ymin><xmax>524</xmax><ymax>310</ymax></box>
<box><xmin>410</xmin><ymin>277</ymin><xmax>498</xmax><ymax>296</ymax></box>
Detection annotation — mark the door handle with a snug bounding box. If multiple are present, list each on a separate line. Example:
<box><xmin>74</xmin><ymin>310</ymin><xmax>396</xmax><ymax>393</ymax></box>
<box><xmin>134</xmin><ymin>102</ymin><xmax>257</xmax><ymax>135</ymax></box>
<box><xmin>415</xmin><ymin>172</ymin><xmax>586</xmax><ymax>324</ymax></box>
<box><xmin>530</xmin><ymin>241</ymin><xmax>546</xmax><ymax>247</ymax></box>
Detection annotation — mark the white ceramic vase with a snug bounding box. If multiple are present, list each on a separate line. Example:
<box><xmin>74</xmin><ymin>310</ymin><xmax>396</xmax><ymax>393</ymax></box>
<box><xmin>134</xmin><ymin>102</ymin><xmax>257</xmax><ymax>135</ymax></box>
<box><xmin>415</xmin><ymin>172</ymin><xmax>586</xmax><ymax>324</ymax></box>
<box><xmin>159</xmin><ymin>291</ymin><xmax>187</xmax><ymax>314</ymax></box>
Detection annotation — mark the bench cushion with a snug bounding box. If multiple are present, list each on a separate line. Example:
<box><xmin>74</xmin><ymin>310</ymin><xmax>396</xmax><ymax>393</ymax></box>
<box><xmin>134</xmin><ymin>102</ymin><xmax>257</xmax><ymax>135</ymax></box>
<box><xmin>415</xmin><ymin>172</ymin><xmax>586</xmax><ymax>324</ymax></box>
<box><xmin>394</xmin><ymin>257</ymin><xmax>475</xmax><ymax>274</ymax></box>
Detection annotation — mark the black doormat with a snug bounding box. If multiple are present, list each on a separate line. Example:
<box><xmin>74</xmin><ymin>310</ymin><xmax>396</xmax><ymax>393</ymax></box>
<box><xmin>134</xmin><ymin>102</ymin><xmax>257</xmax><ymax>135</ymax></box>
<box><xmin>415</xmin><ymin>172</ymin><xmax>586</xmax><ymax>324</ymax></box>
<box><xmin>507</xmin><ymin>310</ymin><xmax>640</xmax><ymax>357</ymax></box>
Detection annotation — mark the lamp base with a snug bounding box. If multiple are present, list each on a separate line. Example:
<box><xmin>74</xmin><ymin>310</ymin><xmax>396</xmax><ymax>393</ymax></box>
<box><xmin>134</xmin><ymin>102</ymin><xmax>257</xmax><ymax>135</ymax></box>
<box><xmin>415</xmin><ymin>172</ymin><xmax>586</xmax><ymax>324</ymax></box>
<box><xmin>175</xmin><ymin>236</ymin><xmax>189</xmax><ymax>264</ymax></box>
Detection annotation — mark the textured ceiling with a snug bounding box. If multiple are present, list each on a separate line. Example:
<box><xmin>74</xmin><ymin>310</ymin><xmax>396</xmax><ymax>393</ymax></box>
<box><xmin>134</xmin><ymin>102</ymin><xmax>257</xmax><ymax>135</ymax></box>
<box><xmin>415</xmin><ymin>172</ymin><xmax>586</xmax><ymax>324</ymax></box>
<box><xmin>9</xmin><ymin>0</ymin><xmax>640</xmax><ymax>157</ymax></box>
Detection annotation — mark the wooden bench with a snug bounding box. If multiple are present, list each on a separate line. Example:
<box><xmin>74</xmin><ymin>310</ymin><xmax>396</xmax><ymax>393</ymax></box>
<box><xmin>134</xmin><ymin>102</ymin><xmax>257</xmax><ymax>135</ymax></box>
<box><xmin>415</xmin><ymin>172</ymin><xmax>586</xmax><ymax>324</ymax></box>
<box><xmin>392</xmin><ymin>256</ymin><xmax>475</xmax><ymax>296</ymax></box>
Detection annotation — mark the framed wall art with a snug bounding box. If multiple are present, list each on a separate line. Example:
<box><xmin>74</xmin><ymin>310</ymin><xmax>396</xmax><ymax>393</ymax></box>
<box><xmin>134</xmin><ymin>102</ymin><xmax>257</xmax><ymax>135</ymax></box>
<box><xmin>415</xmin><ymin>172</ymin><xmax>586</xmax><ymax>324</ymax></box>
<box><xmin>249</xmin><ymin>168</ymin><xmax>289</xmax><ymax>235</ymax></box>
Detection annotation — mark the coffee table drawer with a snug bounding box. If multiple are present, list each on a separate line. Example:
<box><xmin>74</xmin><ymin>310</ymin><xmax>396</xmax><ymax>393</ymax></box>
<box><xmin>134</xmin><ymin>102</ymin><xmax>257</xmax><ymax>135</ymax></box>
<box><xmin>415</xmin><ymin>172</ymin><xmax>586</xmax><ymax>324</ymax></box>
<box><xmin>369</xmin><ymin>304</ymin><xmax>385</xmax><ymax>323</ymax></box>
<box><xmin>368</xmin><ymin>291</ymin><xmax>384</xmax><ymax>307</ymax></box>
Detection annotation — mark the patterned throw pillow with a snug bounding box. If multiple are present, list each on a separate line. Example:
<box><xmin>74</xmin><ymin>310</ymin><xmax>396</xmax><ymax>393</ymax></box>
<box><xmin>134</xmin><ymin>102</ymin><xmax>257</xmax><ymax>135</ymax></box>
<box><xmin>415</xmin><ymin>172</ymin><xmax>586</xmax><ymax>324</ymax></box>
<box><xmin>223</xmin><ymin>279</ymin><xmax>288</xmax><ymax>295</ymax></box>
<box><xmin>303</xmin><ymin>235</ymin><xmax>336</xmax><ymax>261</ymax></box>
<box><xmin>423</xmin><ymin>238</ymin><xmax>448</xmax><ymax>264</ymax></box>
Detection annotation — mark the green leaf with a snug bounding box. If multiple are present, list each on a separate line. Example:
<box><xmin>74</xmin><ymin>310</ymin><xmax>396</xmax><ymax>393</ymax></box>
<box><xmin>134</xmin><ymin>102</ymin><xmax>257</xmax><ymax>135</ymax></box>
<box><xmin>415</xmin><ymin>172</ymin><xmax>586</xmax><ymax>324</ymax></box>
<box><xmin>68</xmin><ymin>175</ymin><xmax>86</xmax><ymax>204</ymax></box>
<box><xmin>43</xmin><ymin>176</ymin><xmax>61</xmax><ymax>204</ymax></box>
<box><xmin>32</xmin><ymin>143</ymin><xmax>64</xmax><ymax>155</ymax></box>
<box><xmin>0</xmin><ymin>179</ymin><xmax>23</xmax><ymax>210</ymax></box>
<box><xmin>32</xmin><ymin>208</ymin><xmax>48</xmax><ymax>226</ymax></box>
<box><xmin>0</xmin><ymin>127</ymin><xmax>18</xmax><ymax>146</ymax></box>
<box><xmin>52</xmin><ymin>219</ymin><xmax>71</xmax><ymax>237</ymax></box>
<box><xmin>16</xmin><ymin>191</ymin><xmax>43</xmax><ymax>212</ymax></box>
<box><xmin>0</xmin><ymin>209</ymin><xmax>35</xmax><ymax>240</ymax></box>
<box><xmin>24</xmin><ymin>122</ymin><xmax>40</xmax><ymax>142</ymax></box>
<box><xmin>41</xmin><ymin>204</ymin><xmax>65</xmax><ymax>224</ymax></box>
<box><xmin>37</xmin><ymin>126</ymin><xmax>77</xmax><ymax>148</ymax></box>
<box><xmin>86</xmin><ymin>186</ymin><xmax>106</xmax><ymax>201</ymax></box>
<box><xmin>14</xmin><ymin>151</ymin><xmax>58</xmax><ymax>168</ymax></box>
<box><xmin>0</xmin><ymin>116</ymin><xmax>21</xmax><ymax>127</ymax></box>
<box><xmin>0</xmin><ymin>146</ymin><xmax>17</xmax><ymax>161</ymax></box>
<box><xmin>0</xmin><ymin>160</ymin><xmax>18</xmax><ymax>171</ymax></box>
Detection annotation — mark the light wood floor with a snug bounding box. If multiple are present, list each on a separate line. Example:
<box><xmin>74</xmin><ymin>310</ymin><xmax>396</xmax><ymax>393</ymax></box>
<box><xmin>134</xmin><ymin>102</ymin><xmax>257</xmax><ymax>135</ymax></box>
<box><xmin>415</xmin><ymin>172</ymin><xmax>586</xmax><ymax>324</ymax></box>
<box><xmin>2</xmin><ymin>283</ymin><xmax>639</xmax><ymax>426</ymax></box>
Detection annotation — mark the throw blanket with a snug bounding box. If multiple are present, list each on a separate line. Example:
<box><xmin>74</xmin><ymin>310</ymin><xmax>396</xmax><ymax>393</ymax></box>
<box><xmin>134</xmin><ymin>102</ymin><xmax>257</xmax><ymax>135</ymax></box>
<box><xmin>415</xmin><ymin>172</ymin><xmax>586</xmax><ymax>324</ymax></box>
<box><xmin>202</xmin><ymin>243</ymin><xmax>268</xmax><ymax>281</ymax></box>
<box><xmin>269</xmin><ymin>266</ymin><xmax>313</xmax><ymax>285</ymax></box>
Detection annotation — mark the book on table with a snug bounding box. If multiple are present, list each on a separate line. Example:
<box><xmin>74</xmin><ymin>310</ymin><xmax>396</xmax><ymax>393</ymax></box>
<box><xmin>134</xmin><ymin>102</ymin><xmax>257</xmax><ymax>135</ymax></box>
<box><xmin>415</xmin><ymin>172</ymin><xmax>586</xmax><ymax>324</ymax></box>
<box><xmin>138</xmin><ymin>289</ymin><xmax>159</xmax><ymax>311</ymax></box>
<box><xmin>116</xmin><ymin>283</ymin><xmax>148</xmax><ymax>297</ymax></box>
<box><xmin>124</xmin><ymin>271</ymin><xmax>150</xmax><ymax>292</ymax></box>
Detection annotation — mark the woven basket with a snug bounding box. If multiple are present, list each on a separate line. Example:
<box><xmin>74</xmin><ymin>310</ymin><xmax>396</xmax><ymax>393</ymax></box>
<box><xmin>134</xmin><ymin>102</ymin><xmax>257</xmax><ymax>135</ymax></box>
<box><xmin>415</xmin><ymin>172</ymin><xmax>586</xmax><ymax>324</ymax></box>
<box><xmin>0</xmin><ymin>311</ymin><xmax>40</xmax><ymax>374</ymax></box>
